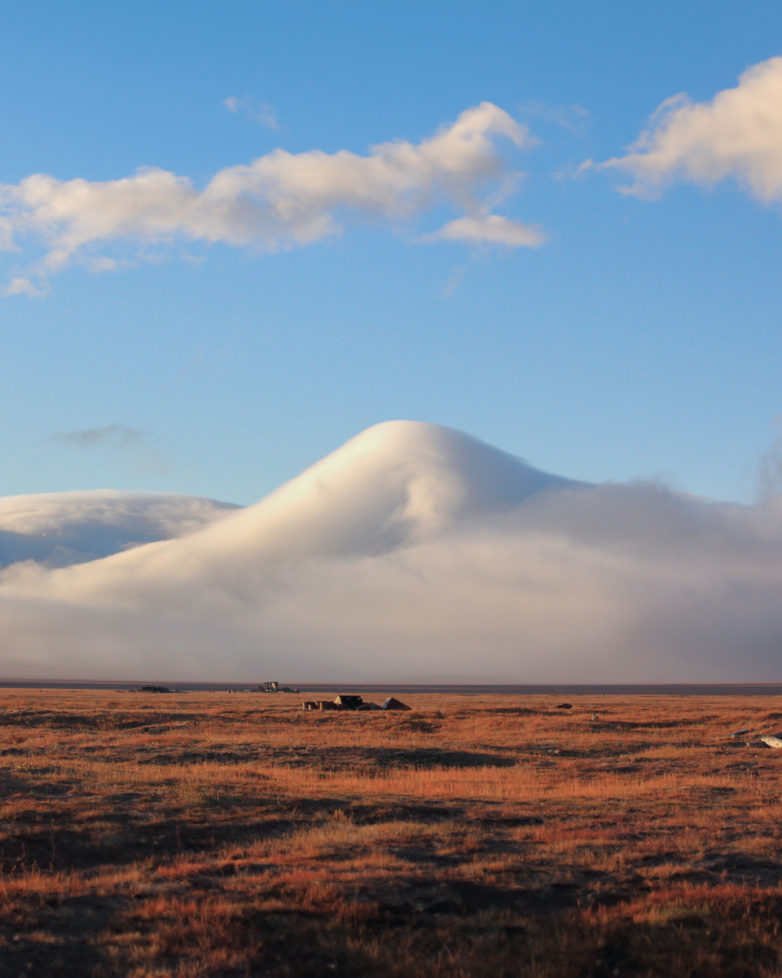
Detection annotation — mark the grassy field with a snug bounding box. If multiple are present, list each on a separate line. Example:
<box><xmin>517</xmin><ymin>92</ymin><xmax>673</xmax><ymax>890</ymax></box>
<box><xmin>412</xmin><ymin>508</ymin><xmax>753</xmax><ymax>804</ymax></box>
<box><xmin>1</xmin><ymin>688</ymin><xmax>782</xmax><ymax>976</ymax></box>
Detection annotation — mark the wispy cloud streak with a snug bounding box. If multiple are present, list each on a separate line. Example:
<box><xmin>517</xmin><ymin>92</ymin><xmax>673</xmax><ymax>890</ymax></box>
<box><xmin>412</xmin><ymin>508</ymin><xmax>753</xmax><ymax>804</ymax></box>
<box><xmin>46</xmin><ymin>424</ymin><xmax>143</xmax><ymax>450</ymax></box>
<box><xmin>44</xmin><ymin>424</ymin><xmax>170</xmax><ymax>476</ymax></box>
<box><xmin>224</xmin><ymin>96</ymin><xmax>278</xmax><ymax>129</ymax></box>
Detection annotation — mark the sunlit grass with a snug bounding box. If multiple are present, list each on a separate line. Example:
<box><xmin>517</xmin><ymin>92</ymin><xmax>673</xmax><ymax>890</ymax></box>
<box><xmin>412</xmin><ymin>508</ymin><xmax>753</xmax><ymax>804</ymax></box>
<box><xmin>2</xmin><ymin>688</ymin><xmax>782</xmax><ymax>974</ymax></box>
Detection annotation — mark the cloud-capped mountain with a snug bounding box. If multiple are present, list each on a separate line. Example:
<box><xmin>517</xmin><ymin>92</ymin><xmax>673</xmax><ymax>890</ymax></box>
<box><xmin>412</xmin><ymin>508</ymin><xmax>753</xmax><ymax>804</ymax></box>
<box><xmin>0</xmin><ymin>421</ymin><xmax>781</xmax><ymax>683</ymax></box>
<box><xmin>97</xmin><ymin>420</ymin><xmax>580</xmax><ymax>568</ymax></box>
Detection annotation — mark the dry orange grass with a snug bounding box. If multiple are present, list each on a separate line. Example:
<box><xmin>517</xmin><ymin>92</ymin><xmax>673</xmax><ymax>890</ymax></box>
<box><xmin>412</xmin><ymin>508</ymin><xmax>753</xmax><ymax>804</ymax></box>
<box><xmin>1</xmin><ymin>688</ymin><xmax>782</xmax><ymax>976</ymax></box>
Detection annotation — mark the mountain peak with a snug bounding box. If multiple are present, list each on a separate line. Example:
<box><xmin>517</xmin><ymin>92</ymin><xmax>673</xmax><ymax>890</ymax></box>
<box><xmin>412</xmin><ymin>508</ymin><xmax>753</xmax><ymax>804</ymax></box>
<box><xmin>168</xmin><ymin>420</ymin><xmax>581</xmax><ymax>565</ymax></box>
<box><xmin>0</xmin><ymin>422</ymin><xmax>580</xmax><ymax>584</ymax></box>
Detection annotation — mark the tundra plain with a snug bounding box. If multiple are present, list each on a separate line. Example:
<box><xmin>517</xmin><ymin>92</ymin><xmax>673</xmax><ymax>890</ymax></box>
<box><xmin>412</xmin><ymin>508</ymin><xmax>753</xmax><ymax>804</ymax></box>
<box><xmin>1</xmin><ymin>690</ymin><xmax>782</xmax><ymax>977</ymax></box>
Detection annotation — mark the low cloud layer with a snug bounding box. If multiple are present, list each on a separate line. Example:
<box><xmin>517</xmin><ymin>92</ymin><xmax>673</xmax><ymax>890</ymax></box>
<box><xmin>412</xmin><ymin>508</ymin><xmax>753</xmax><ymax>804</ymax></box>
<box><xmin>602</xmin><ymin>56</ymin><xmax>782</xmax><ymax>201</ymax></box>
<box><xmin>0</xmin><ymin>490</ymin><xmax>239</xmax><ymax>568</ymax></box>
<box><xmin>0</xmin><ymin>103</ymin><xmax>541</xmax><ymax>290</ymax></box>
<box><xmin>0</xmin><ymin>421</ymin><xmax>781</xmax><ymax>683</ymax></box>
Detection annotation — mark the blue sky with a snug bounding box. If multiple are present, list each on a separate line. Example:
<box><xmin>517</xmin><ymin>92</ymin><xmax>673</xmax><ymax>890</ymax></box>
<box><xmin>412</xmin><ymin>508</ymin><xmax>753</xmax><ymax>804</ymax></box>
<box><xmin>3</xmin><ymin>0</ymin><xmax>782</xmax><ymax>504</ymax></box>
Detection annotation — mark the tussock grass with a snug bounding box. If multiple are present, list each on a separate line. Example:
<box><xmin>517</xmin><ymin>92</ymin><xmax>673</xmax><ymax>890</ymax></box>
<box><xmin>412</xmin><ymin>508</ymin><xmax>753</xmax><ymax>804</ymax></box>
<box><xmin>2</xmin><ymin>688</ymin><xmax>782</xmax><ymax>975</ymax></box>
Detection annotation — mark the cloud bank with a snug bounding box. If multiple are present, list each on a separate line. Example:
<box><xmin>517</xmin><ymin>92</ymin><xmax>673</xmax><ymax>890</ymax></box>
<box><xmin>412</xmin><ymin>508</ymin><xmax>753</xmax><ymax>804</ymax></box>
<box><xmin>0</xmin><ymin>490</ymin><xmax>240</xmax><ymax>568</ymax></box>
<box><xmin>0</xmin><ymin>103</ymin><xmax>542</xmax><ymax>289</ymax></box>
<box><xmin>603</xmin><ymin>56</ymin><xmax>782</xmax><ymax>201</ymax></box>
<box><xmin>0</xmin><ymin>421</ymin><xmax>781</xmax><ymax>683</ymax></box>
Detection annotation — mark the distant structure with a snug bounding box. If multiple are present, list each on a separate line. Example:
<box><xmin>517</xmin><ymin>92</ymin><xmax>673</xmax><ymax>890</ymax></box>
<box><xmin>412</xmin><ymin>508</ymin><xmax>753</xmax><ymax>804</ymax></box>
<box><xmin>258</xmin><ymin>681</ymin><xmax>300</xmax><ymax>693</ymax></box>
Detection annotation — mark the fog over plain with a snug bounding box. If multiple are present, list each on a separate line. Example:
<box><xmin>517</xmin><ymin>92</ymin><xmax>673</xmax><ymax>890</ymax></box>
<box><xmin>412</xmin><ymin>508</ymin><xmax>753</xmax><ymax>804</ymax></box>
<box><xmin>1</xmin><ymin>421</ymin><xmax>781</xmax><ymax>683</ymax></box>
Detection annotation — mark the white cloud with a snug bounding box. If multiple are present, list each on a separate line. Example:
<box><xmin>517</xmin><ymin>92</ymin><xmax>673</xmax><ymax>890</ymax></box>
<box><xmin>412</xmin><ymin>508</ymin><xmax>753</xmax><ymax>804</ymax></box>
<box><xmin>0</xmin><ymin>103</ymin><xmax>540</xmax><ymax>287</ymax></box>
<box><xmin>0</xmin><ymin>217</ymin><xmax>14</xmax><ymax>251</ymax></box>
<box><xmin>2</xmin><ymin>277</ymin><xmax>48</xmax><ymax>297</ymax></box>
<box><xmin>224</xmin><ymin>96</ymin><xmax>279</xmax><ymax>130</ymax></box>
<box><xmin>427</xmin><ymin>214</ymin><xmax>546</xmax><ymax>247</ymax></box>
<box><xmin>603</xmin><ymin>56</ymin><xmax>782</xmax><ymax>200</ymax></box>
